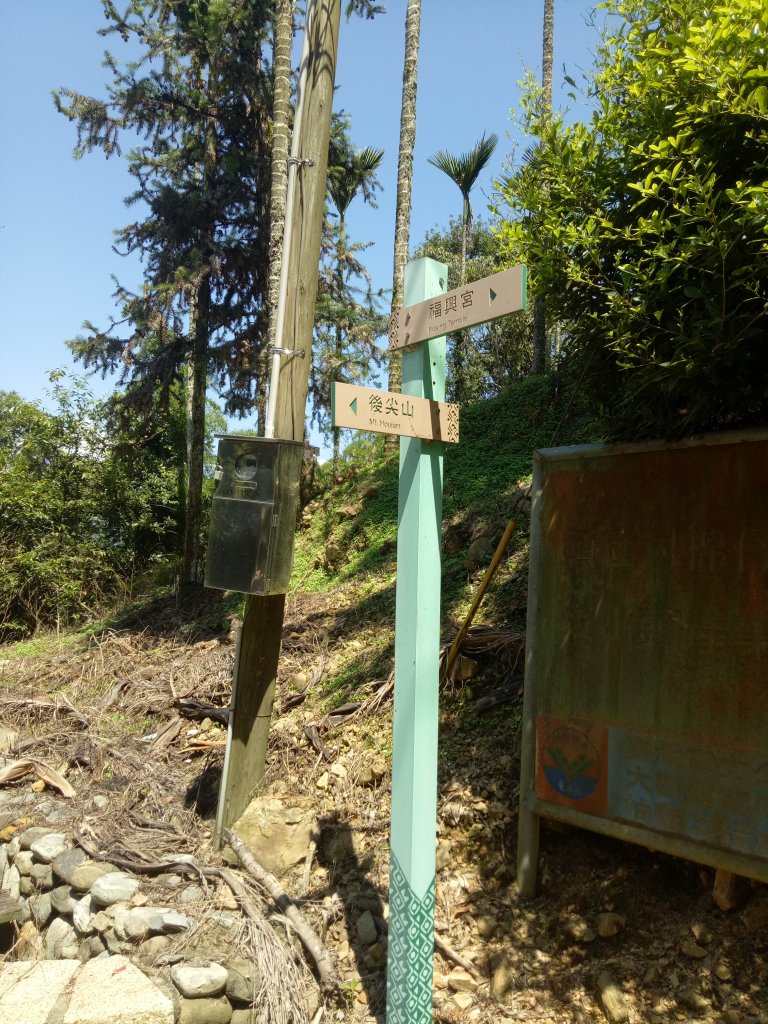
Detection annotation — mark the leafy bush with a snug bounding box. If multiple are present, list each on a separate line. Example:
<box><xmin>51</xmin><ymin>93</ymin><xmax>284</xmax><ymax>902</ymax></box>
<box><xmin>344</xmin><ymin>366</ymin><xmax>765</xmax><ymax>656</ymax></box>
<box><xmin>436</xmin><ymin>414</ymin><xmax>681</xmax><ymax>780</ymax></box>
<box><xmin>497</xmin><ymin>0</ymin><xmax>768</xmax><ymax>439</ymax></box>
<box><xmin>0</xmin><ymin>375</ymin><xmax>180</xmax><ymax>638</ymax></box>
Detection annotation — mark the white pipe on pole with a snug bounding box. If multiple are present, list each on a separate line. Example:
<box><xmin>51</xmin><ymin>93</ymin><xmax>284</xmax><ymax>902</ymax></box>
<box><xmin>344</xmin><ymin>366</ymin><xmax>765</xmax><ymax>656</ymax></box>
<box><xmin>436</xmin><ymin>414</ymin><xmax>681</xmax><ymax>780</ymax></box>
<box><xmin>264</xmin><ymin>0</ymin><xmax>315</xmax><ymax>439</ymax></box>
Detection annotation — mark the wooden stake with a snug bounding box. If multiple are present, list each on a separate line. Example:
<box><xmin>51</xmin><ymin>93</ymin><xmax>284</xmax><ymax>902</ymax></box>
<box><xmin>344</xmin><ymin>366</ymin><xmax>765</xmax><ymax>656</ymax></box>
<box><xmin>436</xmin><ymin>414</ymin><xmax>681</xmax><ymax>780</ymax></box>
<box><xmin>215</xmin><ymin>0</ymin><xmax>341</xmax><ymax>840</ymax></box>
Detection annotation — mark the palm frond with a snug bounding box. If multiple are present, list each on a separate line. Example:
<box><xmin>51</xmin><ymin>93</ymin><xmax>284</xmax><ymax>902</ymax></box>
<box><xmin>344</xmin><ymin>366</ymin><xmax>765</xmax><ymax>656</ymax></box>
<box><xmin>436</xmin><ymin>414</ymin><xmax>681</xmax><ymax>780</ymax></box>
<box><xmin>427</xmin><ymin>132</ymin><xmax>499</xmax><ymax>199</ymax></box>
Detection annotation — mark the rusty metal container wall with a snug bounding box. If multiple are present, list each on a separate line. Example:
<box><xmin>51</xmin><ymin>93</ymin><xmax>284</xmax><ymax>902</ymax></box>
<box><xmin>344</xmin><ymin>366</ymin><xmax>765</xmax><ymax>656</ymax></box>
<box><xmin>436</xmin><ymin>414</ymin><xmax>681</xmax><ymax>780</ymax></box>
<box><xmin>518</xmin><ymin>430</ymin><xmax>768</xmax><ymax>890</ymax></box>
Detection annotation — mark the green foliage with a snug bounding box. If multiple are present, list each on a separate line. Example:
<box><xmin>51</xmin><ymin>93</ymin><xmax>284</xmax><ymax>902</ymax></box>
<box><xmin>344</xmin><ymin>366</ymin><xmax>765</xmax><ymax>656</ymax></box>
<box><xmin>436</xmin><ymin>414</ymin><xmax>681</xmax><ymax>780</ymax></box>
<box><xmin>496</xmin><ymin>0</ymin><xmax>768</xmax><ymax>439</ymax></box>
<box><xmin>311</xmin><ymin>125</ymin><xmax>387</xmax><ymax>464</ymax></box>
<box><xmin>0</xmin><ymin>374</ymin><xmax>183</xmax><ymax>639</ymax></box>
<box><xmin>414</xmin><ymin>218</ymin><xmax>533</xmax><ymax>402</ymax></box>
<box><xmin>56</xmin><ymin>0</ymin><xmax>275</xmax><ymax>416</ymax></box>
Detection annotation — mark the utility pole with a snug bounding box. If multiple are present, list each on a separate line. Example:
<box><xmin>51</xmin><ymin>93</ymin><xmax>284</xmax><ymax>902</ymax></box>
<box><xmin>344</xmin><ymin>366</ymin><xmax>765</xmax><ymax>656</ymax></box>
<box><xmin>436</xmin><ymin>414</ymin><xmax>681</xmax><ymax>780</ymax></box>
<box><xmin>217</xmin><ymin>0</ymin><xmax>342</xmax><ymax>834</ymax></box>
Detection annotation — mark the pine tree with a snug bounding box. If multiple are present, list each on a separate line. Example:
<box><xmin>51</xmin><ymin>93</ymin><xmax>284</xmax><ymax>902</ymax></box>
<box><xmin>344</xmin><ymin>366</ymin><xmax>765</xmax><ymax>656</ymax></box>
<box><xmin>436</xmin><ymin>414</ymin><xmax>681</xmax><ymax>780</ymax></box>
<box><xmin>55</xmin><ymin>0</ymin><xmax>275</xmax><ymax>581</ymax></box>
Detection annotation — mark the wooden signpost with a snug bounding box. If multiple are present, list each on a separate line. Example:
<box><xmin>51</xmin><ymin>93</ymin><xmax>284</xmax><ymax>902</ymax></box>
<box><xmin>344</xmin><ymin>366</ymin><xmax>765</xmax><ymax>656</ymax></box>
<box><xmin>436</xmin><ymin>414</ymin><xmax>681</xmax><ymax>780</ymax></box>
<box><xmin>332</xmin><ymin>259</ymin><xmax>525</xmax><ymax>1022</ymax></box>
<box><xmin>331</xmin><ymin>381</ymin><xmax>459</xmax><ymax>444</ymax></box>
<box><xmin>390</xmin><ymin>263</ymin><xmax>526</xmax><ymax>351</ymax></box>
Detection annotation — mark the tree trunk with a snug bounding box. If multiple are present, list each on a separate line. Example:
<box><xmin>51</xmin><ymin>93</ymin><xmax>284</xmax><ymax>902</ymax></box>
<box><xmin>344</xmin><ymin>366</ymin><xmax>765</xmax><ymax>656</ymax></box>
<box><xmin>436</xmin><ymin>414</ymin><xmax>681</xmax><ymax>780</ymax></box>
<box><xmin>386</xmin><ymin>0</ymin><xmax>421</xmax><ymax>441</ymax></box>
<box><xmin>182</xmin><ymin>275</ymin><xmax>209</xmax><ymax>583</ymax></box>
<box><xmin>267</xmin><ymin>0</ymin><xmax>293</xmax><ymax>351</ymax></box>
<box><xmin>182</xmin><ymin>67</ymin><xmax>218</xmax><ymax>585</ymax></box>
<box><xmin>531</xmin><ymin>0</ymin><xmax>554</xmax><ymax>376</ymax></box>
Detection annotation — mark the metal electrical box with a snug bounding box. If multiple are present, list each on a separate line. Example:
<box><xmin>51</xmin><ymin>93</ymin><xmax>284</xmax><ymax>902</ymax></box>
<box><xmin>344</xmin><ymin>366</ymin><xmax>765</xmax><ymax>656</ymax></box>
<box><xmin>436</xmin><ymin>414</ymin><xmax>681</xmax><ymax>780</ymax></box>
<box><xmin>204</xmin><ymin>435</ymin><xmax>303</xmax><ymax>596</ymax></box>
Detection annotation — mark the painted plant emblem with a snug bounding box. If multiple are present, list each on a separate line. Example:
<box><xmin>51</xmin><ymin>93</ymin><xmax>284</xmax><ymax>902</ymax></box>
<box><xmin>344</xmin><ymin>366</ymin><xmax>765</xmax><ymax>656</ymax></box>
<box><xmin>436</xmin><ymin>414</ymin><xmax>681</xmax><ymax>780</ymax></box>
<box><xmin>542</xmin><ymin>726</ymin><xmax>600</xmax><ymax>800</ymax></box>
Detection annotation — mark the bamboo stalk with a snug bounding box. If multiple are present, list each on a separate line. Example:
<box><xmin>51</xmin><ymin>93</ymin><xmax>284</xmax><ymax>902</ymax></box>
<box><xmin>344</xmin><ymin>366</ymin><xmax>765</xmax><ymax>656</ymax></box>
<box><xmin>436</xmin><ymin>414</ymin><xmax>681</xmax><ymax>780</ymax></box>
<box><xmin>444</xmin><ymin>520</ymin><xmax>516</xmax><ymax>679</ymax></box>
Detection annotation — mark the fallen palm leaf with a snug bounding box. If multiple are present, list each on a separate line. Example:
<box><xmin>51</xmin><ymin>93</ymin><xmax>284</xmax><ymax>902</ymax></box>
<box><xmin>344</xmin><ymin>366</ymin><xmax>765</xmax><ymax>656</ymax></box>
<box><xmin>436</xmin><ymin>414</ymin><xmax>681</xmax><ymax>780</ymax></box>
<box><xmin>0</xmin><ymin>757</ymin><xmax>76</xmax><ymax>798</ymax></box>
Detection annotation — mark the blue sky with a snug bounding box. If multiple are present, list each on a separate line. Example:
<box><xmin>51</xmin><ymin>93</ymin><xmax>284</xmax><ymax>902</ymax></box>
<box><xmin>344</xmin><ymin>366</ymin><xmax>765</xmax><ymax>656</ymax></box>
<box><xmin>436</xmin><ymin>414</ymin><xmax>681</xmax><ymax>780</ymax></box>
<box><xmin>0</xmin><ymin>1</ymin><xmax>603</xmax><ymax>429</ymax></box>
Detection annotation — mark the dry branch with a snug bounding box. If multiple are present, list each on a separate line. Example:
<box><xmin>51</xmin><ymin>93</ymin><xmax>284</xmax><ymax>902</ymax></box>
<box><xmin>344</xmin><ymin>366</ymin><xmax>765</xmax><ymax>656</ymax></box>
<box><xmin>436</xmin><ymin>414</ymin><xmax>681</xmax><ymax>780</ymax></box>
<box><xmin>224</xmin><ymin>827</ymin><xmax>340</xmax><ymax>997</ymax></box>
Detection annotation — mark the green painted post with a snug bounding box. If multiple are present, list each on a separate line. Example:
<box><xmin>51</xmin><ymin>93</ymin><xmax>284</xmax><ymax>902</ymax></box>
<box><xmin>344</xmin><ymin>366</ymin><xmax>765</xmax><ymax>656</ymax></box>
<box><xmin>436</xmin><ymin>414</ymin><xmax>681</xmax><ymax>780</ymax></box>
<box><xmin>387</xmin><ymin>257</ymin><xmax>447</xmax><ymax>1024</ymax></box>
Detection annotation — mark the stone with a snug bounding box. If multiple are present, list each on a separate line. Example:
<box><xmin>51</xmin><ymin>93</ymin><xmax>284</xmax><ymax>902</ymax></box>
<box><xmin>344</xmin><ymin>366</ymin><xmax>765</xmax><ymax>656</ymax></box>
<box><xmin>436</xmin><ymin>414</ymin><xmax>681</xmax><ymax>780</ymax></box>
<box><xmin>231</xmin><ymin>1010</ymin><xmax>258</xmax><ymax>1024</ymax></box>
<box><xmin>715</xmin><ymin>959</ymin><xmax>733</xmax><ymax>981</ymax></box>
<box><xmin>447</xmin><ymin>969</ymin><xmax>479</xmax><ymax>993</ymax></box>
<box><xmin>28</xmin><ymin>891</ymin><xmax>53</xmax><ymax>927</ymax></box>
<box><xmin>79</xmin><ymin>935</ymin><xmax>107</xmax><ymax>962</ymax></box>
<box><xmin>598</xmin><ymin>972</ymin><xmax>630</xmax><ymax>1023</ymax></box>
<box><xmin>92</xmin><ymin>794</ymin><xmax>110</xmax><ymax>812</ymax></box>
<box><xmin>226</xmin><ymin>956</ymin><xmax>262</xmax><ymax>1004</ymax></box>
<box><xmin>70</xmin><ymin>859</ymin><xmax>121</xmax><ymax>892</ymax></box>
<box><xmin>51</xmin><ymin>884</ymin><xmax>77</xmax><ymax>914</ymax></box>
<box><xmin>561</xmin><ymin>914</ymin><xmax>596</xmax><ymax>943</ymax></box>
<box><xmin>90</xmin><ymin>872</ymin><xmax>140</xmax><ymax>906</ymax></box>
<box><xmin>597</xmin><ymin>912</ymin><xmax>625</xmax><ymax>938</ymax></box>
<box><xmin>330</xmin><ymin>763</ymin><xmax>347</xmax><ymax>778</ymax></box>
<box><xmin>171</xmin><ymin>963</ymin><xmax>229</xmax><ymax>998</ymax></box>
<box><xmin>490</xmin><ymin>952</ymin><xmax>516</xmax><ymax>1004</ymax></box>
<box><xmin>225</xmin><ymin>796</ymin><xmax>318</xmax><ymax>877</ymax></box>
<box><xmin>677</xmin><ymin>986</ymin><xmax>710</xmax><ymax>1011</ymax></box>
<box><xmin>6</xmin><ymin>863</ymin><xmax>20</xmax><ymax>900</ymax></box>
<box><xmin>453</xmin><ymin>992</ymin><xmax>474</xmax><ymax>1011</ymax></box>
<box><xmin>46</xmin><ymin>917</ymin><xmax>80</xmax><ymax>960</ymax></box>
<box><xmin>691</xmin><ymin>921</ymin><xmax>713</xmax><ymax>945</ymax></box>
<box><xmin>62</xmin><ymin>954</ymin><xmax>174</xmax><ymax>1023</ymax></box>
<box><xmin>436</xmin><ymin>840</ymin><xmax>452</xmax><ymax>871</ymax></box>
<box><xmin>52</xmin><ymin>847</ymin><xmax>87</xmax><ymax>883</ymax></box>
<box><xmin>20</xmin><ymin>874</ymin><xmax>35</xmax><ymax>896</ymax></box>
<box><xmin>134</xmin><ymin>936</ymin><xmax>173</xmax><ymax>969</ymax></box>
<box><xmin>73</xmin><ymin>893</ymin><xmax>97</xmax><ymax>936</ymax></box>
<box><xmin>124</xmin><ymin>907</ymin><xmax>190</xmax><ymax>940</ymax></box>
<box><xmin>713</xmin><ymin>869</ymin><xmax>740</xmax><ymax>911</ymax></box>
<box><xmin>30</xmin><ymin>832</ymin><xmax>69</xmax><ymax>863</ymax></box>
<box><xmin>179</xmin><ymin>884</ymin><xmax>206</xmax><ymax>905</ymax></box>
<box><xmin>18</xmin><ymin>826</ymin><xmax>51</xmax><ymax>850</ymax></box>
<box><xmin>742</xmin><ymin>893</ymin><xmax>768</xmax><ymax>933</ymax></box>
<box><xmin>0</xmin><ymin>842</ymin><xmax>7</xmax><ymax>876</ymax></box>
<box><xmin>92</xmin><ymin>910</ymin><xmax>113</xmax><ymax>934</ymax></box>
<box><xmin>16</xmin><ymin>920</ymin><xmax>44</xmax><ymax>959</ymax></box>
<box><xmin>177</xmin><ymin>997</ymin><xmax>232</xmax><ymax>1024</ymax></box>
<box><xmin>215</xmin><ymin>884</ymin><xmax>238</xmax><ymax>911</ymax></box>
<box><xmin>681</xmin><ymin>938</ymin><xmax>708</xmax><ymax>959</ymax></box>
<box><xmin>316</xmin><ymin>772</ymin><xmax>329</xmax><ymax>790</ymax></box>
<box><xmin>14</xmin><ymin>850</ymin><xmax>34</xmax><ymax>875</ymax></box>
<box><xmin>477</xmin><ymin>914</ymin><xmax>498</xmax><ymax>939</ymax></box>
<box><xmin>103</xmin><ymin>928</ymin><xmax>132</xmax><ymax>955</ymax></box>
<box><xmin>7</xmin><ymin>834</ymin><xmax>22</xmax><ymax>858</ymax></box>
<box><xmin>355</xmin><ymin>761</ymin><xmax>386</xmax><ymax>787</ymax></box>
<box><xmin>109</xmin><ymin>903</ymin><xmax>130</xmax><ymax>940</ymax></box>
<box><xmin>0</xmin><ymin>959</ymin><xmax>80</xmax><ymax>1024</ymax></box>
<box><xmin>30</xmin><ymin>862</ymin><xmax>54</xmax><ymax>888</ymax></box>
<box><xmin>356</xmin><ymin>910</ymin><xmax>378</xmax><ymax>946</ymax></box>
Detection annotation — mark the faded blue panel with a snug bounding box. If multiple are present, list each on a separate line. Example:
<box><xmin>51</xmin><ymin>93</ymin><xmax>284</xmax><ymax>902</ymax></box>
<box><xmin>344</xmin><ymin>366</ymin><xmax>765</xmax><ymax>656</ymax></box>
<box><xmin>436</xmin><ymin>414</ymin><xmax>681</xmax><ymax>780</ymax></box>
<box><xmin>607</xmin><ymin>728</ymin><xmax>768</xmax><ymax>857</ymax></box>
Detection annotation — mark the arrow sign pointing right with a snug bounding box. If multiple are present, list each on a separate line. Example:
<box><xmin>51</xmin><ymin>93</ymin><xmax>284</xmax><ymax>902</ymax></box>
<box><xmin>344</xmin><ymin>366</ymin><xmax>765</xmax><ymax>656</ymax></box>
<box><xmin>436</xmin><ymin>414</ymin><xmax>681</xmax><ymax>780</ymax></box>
<box><xmin>389</xmin><ymin>264</ymin><xmax>526</xmax><ymax>351</ymax></box>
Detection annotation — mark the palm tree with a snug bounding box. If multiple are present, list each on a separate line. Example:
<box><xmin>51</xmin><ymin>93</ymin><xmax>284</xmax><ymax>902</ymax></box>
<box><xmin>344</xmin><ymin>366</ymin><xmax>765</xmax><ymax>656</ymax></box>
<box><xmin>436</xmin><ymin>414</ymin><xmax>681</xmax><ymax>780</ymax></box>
<box><xmin>387</xmin><ymin>0</ymin><xmax>422</xmax><ymax>405</ymax></box>
<box><xmin>428</xmin><ymin>133</ymin><xmax>498</xmax><ymax>287</ymax></box>
<box><xmin>327</xmin><ymin>144</ymin><xmax>385</xmax><ymax>468</ymax></box>
<box><xmin>532</xmin><ymin>0</ymin><xmax>555</xmax><ymax>374</ymax></box>
<box><xmin>428</xmin><ymin>133</ymin><xmax>497</xmax><ymax>403</ymax></box>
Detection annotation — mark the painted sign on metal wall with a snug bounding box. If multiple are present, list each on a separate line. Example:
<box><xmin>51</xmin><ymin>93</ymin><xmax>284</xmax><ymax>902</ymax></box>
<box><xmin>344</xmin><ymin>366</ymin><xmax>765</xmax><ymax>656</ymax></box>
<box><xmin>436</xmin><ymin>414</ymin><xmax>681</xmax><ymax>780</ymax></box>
<box><xmin>518</xmin><ymin>431</ymin><xmax>768</xmax><ymax>893</ymax></box>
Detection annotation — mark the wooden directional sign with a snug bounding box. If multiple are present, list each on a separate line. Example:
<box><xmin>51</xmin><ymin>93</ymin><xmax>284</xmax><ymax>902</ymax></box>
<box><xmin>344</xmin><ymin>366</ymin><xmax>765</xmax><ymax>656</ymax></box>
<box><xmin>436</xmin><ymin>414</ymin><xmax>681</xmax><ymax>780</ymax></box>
<box><xmin>390</xmin><ymin>263</ymin><xmax>526</xmax><ymax>351</ymax></box>
<box><xmin>331</xmin><ymin>381</ymin><xmax>459</xmax><ymax>444</ymax></box>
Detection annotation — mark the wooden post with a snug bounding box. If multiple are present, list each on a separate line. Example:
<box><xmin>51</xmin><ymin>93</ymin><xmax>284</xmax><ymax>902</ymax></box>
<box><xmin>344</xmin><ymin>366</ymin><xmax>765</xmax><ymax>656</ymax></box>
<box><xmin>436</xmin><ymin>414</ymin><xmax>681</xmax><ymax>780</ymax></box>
<box><xmin>215</xmin><ymin>0</ymin><xmax>341</xmax><ymax>839</ymax></box>
<box><xmin>386</xmin><ymin>257</ymin><xmax>447</xmax><ymax>1024</ymax></box>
